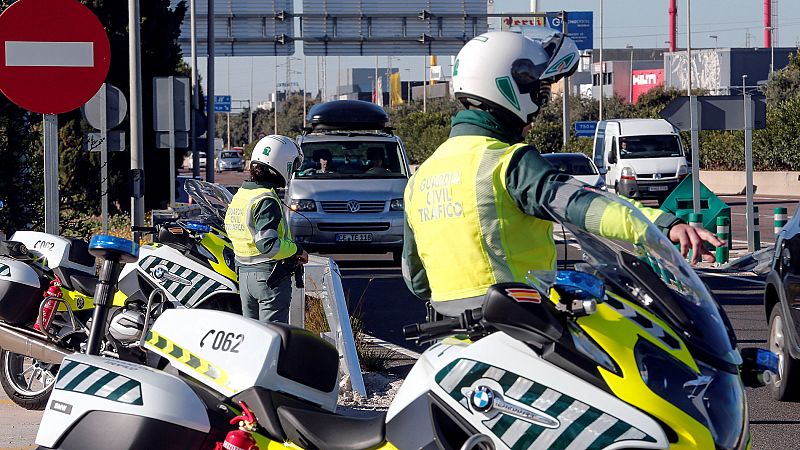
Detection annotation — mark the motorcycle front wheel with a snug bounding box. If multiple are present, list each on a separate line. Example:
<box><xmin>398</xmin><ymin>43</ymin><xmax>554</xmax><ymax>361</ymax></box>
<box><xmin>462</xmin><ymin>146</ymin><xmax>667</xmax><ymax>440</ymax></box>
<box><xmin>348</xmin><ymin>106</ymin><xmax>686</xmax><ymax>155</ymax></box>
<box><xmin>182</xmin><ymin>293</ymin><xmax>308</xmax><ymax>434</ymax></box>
<box><xmin>0</xmin><ymin>349</ymin><xmax>58</xmax><ymax>410</ymax></box>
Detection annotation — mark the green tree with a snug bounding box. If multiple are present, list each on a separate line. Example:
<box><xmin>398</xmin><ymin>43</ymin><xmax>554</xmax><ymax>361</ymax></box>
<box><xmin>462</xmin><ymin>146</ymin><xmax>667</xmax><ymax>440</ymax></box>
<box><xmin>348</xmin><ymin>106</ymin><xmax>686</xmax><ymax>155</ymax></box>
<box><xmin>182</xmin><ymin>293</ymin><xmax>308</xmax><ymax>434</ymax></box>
<box><xmin>0</xmin><ymin>0</ymin><xmax>191</xmax><ymax>231</ymax></box>
<box><xmin>762</xmin><ymin>52</ymin><xmax>800</xmax><ymax>105</ymax></box>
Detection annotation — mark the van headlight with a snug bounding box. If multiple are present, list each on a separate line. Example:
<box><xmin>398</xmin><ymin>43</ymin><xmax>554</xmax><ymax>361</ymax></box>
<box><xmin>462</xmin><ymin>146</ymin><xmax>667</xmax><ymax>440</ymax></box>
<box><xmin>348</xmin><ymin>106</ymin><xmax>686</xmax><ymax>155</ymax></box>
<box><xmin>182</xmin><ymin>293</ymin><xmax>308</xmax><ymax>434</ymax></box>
<box><xmin>677</xmin><ymin>165</ymin><xmax>688</xmax><ymax>177</ymax></box>
<box><xmin>290</xmin><ymin>199</ymin><xmax>316</xmax><ymax>212</ymax></box>
<box><xmin>389</xmin><ymin>198</ymin><xmax>404</xmax><ymax>211</ymax></box>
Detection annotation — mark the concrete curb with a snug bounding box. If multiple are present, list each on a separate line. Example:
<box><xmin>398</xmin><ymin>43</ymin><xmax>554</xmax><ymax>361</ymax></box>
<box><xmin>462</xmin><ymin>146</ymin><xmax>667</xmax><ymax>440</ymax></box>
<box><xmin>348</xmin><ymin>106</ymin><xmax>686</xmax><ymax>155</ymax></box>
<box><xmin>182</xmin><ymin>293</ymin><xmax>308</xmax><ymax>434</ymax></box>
<box><xmin>700</xmin><ymin>170</ymin><xmax>800</xmax><ymax>197</ymax></box>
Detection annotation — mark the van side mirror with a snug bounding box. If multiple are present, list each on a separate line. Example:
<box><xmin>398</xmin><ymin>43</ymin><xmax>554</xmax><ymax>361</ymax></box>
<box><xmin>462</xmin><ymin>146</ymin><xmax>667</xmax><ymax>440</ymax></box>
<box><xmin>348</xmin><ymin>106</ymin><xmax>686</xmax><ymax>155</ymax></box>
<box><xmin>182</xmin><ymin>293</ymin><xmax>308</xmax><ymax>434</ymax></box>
<box><xmin>608</xmin><ymin>151</ymin><xmax>617</xmax><ymax>164</ymax></box>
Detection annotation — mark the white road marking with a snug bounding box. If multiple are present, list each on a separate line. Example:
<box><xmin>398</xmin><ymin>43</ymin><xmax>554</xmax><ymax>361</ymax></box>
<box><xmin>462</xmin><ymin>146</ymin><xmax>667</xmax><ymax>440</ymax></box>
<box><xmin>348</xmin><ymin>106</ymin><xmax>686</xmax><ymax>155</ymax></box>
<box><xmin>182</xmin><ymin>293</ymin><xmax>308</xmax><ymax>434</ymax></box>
<box><xmin>5</xmin><ymin>41</ymin><xmax>94</xmax><ymax>67</ymax></box>
<box><xmin>699</xmin><ymin>270</ymin><xmax>766</xmax><ymax>285</ymax></box>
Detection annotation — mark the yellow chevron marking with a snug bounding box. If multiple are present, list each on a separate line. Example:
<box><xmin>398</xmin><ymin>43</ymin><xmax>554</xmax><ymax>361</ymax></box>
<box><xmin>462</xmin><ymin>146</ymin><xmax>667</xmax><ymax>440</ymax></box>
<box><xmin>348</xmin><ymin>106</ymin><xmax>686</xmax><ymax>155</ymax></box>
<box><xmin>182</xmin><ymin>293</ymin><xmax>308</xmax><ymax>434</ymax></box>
<box><xmin>198</xmin><ymin>360</ymin><xmax>210</xmax><ymax>373</ymax></box>
<box><xmin>143</xmin><ymin>330</ymin><xmax>234</xmax><ymax>393</ymax></box>
<box><xmin>178</xmin><ymin>348</ymin><xmax>192</xmax><ymax>363</ymax></box>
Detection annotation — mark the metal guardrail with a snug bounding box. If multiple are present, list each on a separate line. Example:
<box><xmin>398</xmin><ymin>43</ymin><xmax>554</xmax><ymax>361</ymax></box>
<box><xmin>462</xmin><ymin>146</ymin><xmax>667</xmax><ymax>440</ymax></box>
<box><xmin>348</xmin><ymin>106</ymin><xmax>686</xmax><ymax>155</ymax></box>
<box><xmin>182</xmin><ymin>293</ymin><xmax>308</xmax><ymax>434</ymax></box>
<box><xmin>289</xmin><ymin>254</ymin><xmax>366</xmax><ymax>398</ymax></box>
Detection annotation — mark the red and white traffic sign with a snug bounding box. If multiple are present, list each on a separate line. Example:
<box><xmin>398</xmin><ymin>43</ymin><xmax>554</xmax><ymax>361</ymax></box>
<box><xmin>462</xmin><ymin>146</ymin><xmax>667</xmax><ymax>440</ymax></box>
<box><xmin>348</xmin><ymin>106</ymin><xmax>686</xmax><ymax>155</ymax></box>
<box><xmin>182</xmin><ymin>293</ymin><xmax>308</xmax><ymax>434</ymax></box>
<box><xmin>0</xmin><ymin>0</ymin><xmax>111</xmax><ymax>114</ymax></box>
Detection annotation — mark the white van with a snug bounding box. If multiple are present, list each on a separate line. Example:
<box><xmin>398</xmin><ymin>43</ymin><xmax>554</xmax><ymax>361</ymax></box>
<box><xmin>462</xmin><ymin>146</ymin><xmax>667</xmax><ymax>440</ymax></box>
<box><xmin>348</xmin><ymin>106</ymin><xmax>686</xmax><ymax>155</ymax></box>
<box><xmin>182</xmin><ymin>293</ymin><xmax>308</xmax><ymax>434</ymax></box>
<box><xmin>592</xmin><ymin>119</ymin><xmax>688</xmax><ymax>201</ymax></box>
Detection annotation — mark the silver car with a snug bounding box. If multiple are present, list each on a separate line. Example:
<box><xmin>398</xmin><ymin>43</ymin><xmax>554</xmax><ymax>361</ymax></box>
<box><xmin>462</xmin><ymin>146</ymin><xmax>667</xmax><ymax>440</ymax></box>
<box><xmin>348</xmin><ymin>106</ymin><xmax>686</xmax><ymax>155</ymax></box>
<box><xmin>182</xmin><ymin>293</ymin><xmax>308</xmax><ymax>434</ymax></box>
<box><xmin>287</xmin><ymin>132</ymin><xmax>409</xmax><ymax>262</ymax></box>
<box><xmin>217</xmin><ymin>150</ymin><xmax>244</xmax><ymax>172</ymax></box>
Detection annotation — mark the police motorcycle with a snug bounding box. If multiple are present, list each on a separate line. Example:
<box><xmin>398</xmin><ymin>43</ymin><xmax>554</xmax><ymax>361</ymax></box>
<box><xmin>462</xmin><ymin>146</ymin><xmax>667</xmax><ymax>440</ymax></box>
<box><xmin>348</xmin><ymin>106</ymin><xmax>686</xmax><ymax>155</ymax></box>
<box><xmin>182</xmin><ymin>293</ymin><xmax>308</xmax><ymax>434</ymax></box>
<box><xmin>0</xmin><ymin>181</ymin><xmax>239</xmax><ymax>410</ymax></box>
<box><xmin>36</xmin><ymin>184</ymin><xmax>777</xmax><ymax>450</ymax></box>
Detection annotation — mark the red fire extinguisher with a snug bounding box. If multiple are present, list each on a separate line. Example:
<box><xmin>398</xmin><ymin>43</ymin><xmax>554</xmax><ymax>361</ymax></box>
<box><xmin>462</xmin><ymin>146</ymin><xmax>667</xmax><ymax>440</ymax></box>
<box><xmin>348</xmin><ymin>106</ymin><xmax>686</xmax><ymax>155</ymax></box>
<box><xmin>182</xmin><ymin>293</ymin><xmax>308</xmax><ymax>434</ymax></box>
<box><xmin>34</xmin><ymin>276</ymin><xmax>62</xmax><ymax>332</ymax></box>
<box><xmin>215</xmin><ymin>401</ymin><xmax>260</xmax><ymax>450</ymax></box>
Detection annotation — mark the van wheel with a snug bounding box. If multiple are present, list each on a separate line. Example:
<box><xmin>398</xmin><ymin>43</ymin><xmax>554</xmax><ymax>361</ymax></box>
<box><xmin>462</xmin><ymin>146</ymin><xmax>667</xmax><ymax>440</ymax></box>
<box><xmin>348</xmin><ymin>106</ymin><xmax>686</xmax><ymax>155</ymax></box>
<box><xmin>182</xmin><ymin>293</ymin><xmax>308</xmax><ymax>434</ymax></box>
<box><xmin>0</xmin><ymin>350</ymin><xmax>57</xmax><ymax>410</ymax></box>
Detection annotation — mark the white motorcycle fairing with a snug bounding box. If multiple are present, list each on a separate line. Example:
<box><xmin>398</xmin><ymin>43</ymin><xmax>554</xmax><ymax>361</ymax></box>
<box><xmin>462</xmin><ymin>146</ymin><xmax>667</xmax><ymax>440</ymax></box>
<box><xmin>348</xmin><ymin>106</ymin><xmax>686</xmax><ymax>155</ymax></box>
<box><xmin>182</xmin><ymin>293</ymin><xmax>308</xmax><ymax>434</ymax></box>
<box><xmin>386</xmin><ymin>332</ymin><xmax>669</xmax><ymax>450</ymax></box>
<box><xmin>117</xmin><ymin>243</ymin><xmax>237</xmax><ymax>309</ymax></box>
<box><xmin>36</xmin><ymin>353</ymin><xmax>210</xmax><ymax>449</ymax></box>
<box><xmin>143</xmin><ymin>309</ymin><xmax>340</xmax><ymax>411</ymax></box>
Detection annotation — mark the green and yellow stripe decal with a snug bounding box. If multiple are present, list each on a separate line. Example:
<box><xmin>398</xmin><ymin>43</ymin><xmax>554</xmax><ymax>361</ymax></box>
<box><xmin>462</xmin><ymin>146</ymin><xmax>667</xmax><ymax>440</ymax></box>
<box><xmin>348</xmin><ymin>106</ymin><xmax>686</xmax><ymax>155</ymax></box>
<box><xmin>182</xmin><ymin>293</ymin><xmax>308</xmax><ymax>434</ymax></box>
<box><xmin>436</xmin><ymin>359</ymin><xmax>656</xmax><ymax>450</ymax></box>
<box><xmin>144</xmin><ymin>330</ymin><xmax>233</xmax><ymax>392</ymax></box>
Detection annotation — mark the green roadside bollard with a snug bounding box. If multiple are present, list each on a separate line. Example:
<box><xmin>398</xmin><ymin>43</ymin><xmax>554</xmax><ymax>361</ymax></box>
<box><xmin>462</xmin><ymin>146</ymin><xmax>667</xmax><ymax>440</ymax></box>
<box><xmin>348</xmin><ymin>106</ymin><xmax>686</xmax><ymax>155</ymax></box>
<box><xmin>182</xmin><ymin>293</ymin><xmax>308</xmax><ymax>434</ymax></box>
<box><xmin>753</xmin><ymin>206</ymin><xmax>761</xmax><ymax>251</ymax></box>
<box><xmin>716</xmin><ymin>216</ymin><xmax>730</xmax><ymax>264</ymax></box>
<box><xmin>688</xmin><ymin>213</ymin><xmax>703</xmax><ymax>261</ymax></box>
<box><xmin>775</xmin><ymin>207</ymin><xmax>789</xmax><ymax>237</ymax></box>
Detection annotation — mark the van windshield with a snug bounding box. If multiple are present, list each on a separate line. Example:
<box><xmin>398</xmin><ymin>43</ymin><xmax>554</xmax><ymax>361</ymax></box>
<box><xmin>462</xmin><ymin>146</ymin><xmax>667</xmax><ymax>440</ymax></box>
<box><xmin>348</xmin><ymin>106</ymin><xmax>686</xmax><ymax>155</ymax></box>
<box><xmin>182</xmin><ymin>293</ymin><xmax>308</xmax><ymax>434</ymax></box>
<box><xmin>619</xmin><ymin>135</ymin><xmax>682</xmax><ymax>159</ymax></box>
<box><xmin>297</xmin><ymin>141</ymin><xmax>407</xmax><ymax>179</ymax></box>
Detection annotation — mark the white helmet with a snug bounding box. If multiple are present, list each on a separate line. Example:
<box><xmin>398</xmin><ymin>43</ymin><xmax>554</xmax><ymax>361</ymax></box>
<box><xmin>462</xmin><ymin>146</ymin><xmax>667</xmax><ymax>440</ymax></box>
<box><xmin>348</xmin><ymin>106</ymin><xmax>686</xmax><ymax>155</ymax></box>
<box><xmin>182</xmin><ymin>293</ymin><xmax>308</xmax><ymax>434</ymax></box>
<box><xmin>250</xmin><ymin>135</ymin><xmax>304</xmax><ymax>185</ymax></box>
<box><xmin>453</xmin><ymin>29</ymin><xmax>580</xmax><ymax>126</ymax></box>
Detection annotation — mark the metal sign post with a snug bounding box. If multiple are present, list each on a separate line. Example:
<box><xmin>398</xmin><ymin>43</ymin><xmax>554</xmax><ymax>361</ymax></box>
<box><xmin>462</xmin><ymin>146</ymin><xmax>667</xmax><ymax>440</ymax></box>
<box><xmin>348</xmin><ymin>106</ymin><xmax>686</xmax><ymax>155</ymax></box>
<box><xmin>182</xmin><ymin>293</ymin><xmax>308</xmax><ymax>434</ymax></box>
<box><xmin>744</xmin><ymin>91</ymin><xmax>756</xmax><ymax>252</ymax></box>
<box><xmin>82</xmin><ymin>82</ymin><xmax>128</xmax><ymax>233</ymax></box>
<box><xmin>43</xmin><ymin>114</ymin><xmax>59</xmax><ymax>234</ymax></box>
<box><xmin>154</xmin><ymin>77</ymin><xmax>190</xmax><ymax>207</ymax></box>
<box><xmin>561</xmin><ymin>11</ymin><xmax>570</xmax><ymax>147</ymax></box>
<box><xmin>168</xmin><ymin>77</ymin><xmax>176</xmax><ymax>208</ymax></box>
<box><xmin>99</xmin><ymin>84</ymin><xmax>108</xmax><ymax>233</ymax></box>
<box><xmin>689</xmin><ymin>95</ymin><xmax>700</xmax><ymax>213</ymax></box>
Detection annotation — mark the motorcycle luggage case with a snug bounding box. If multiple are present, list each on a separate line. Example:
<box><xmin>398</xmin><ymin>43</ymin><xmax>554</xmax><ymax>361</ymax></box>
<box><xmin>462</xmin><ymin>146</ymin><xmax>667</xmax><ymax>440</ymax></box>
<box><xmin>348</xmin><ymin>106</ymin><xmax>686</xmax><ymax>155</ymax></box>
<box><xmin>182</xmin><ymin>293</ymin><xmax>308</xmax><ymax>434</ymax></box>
<box><xmin>0</xmin><ymin>258</ymin><xmax>42</xmax><ymax>324</ymax></box>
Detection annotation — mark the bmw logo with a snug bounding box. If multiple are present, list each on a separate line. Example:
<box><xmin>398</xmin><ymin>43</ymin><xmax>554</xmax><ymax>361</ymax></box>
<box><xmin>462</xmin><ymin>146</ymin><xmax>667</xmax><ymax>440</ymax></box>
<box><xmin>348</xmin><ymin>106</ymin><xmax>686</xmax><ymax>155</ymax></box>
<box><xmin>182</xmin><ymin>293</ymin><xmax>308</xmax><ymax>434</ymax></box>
<box><xmin>152</xmin><ymin>266</ymin><xmax>166</xmax><ymax>279</ymax></box>
<box><xmin>470</xmin><ymin>386</ymin><xmax>495</xmax><ymax>412</ymax></box>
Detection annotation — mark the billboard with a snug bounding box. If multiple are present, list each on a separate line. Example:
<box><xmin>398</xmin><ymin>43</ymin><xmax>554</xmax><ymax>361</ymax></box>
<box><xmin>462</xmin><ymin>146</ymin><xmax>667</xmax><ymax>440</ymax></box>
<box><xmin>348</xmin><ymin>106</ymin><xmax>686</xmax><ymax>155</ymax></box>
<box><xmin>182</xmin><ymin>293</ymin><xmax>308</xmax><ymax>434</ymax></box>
<box><xmin>171</xmin><ymin>0</ymin><xmax>294</xmax><ymax>56</ymax></box>
<box><xmin>501</xmin><ymin>11</ymin><xmax>593</xmax><ymax>50</ymax></box>
<box><xmin>302</xmin><ymin>0</ymin><xmax>487</xmax><ymax>56</ymax></box>
<box><xmin>632</xmin><ymin>69</ymin><xmax>664</xmax><ymax>104</ymax></box>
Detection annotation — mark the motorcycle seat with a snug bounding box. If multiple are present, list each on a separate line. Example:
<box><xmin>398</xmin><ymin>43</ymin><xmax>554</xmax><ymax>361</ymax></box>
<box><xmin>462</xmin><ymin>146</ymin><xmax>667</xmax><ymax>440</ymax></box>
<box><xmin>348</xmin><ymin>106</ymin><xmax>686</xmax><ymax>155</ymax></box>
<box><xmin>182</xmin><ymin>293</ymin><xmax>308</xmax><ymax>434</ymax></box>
<box><xmin>70</xmin><ymin>274</ymin><xmax>99</xmax><ymax>297</ymax></box>
<box><xmin>266</xmin><ymin>322</ymin><xmax>340</xmax><ymax>393</ymax></box>
<box><xmin>277</xmin><ymin>406</ymin><xmax>386</xmax><ymax>450</ymax></box>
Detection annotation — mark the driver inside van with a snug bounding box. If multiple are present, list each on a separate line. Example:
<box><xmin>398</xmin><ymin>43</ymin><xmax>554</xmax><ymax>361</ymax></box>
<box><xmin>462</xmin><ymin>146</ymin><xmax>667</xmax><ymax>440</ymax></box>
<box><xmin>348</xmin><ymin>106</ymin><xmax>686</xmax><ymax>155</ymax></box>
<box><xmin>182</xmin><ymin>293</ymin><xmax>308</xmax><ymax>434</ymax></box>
<box><xmin>365</xmin><ymin>147</ymin><xmax>391</xmax><ymax>174</ymax></box>
<box><xmin>301</xmin><ymin>148</ymin><xmax>334</xmax><ymax>175</ymax></box>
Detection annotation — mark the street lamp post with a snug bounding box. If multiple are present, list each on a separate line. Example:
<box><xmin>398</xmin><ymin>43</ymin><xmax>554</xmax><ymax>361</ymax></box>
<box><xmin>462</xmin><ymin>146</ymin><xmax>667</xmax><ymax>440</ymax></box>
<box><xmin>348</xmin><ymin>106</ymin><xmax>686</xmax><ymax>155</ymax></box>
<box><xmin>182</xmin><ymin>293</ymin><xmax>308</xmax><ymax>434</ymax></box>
<box><xmin>598</xmin><ymin>0</ymin><xmax>604</xmax><ymax>121</ymax></box>
<box><xmin>765</xmin><ymin>26</ymin><xmax>776</xmax><ymax>77</ymax></box>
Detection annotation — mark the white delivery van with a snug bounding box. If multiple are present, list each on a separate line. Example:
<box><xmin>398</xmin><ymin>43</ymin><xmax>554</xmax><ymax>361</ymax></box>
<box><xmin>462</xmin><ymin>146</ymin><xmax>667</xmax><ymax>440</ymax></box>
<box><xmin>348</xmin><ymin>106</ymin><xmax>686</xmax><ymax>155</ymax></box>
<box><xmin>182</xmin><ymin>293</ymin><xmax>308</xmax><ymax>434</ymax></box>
<box><xmin>592</xmin><ymin>118</ymin><xmax>688</xmax><ymax>202</ymax></box>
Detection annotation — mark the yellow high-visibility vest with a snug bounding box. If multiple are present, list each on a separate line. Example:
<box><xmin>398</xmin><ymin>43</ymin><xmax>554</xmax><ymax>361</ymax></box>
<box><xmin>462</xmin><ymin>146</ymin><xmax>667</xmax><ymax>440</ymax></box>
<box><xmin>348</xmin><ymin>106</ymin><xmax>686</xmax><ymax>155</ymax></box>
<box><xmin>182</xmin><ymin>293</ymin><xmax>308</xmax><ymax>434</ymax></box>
<box><xmin>405</xmin><ymin>135</ymin><xmax>554</xmax><ymax>302</ymax></box>
<box><xmin>224</xmin><ymin>187</ymin><xmax>296</xmax><ymax>265</ymax></box>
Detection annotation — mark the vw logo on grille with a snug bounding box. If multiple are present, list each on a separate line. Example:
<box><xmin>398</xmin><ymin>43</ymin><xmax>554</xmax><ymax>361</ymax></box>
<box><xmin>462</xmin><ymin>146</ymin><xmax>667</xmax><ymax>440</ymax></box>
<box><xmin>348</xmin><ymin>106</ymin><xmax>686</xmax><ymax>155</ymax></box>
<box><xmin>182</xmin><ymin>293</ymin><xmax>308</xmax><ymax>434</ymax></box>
<box><xmin>346</xmin><ymin>200</ymin><xmax>361</xmax><ymax>213</ymax></box>
<box><xmin>654</xmin><ymin>173</ymin><xmax>662</xmax><ymax>180</ymax></box>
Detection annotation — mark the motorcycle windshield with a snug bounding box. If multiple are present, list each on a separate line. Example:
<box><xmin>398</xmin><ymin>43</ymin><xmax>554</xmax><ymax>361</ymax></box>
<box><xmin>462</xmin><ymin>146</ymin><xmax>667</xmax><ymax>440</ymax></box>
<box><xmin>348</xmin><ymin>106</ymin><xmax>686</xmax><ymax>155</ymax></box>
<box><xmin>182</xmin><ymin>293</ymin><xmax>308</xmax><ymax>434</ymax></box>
<box><xmin>542</xmin><ymin>182</ymin><xmax>740</xmax><ymax>367</ymax></box>
<box><xmin>183</xmin><ymin>179</ymin><xmax>233</xmax><ymax>227</ymax></box>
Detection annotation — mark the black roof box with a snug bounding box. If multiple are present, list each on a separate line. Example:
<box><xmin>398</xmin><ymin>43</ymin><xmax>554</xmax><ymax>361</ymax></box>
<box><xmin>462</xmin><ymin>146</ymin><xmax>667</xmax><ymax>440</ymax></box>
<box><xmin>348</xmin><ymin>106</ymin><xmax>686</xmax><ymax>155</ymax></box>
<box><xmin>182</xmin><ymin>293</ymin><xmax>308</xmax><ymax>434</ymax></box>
<box><xmin>306</xmin><ymin>100</ymin><xmax>389</xmax><ymax>132</ymax></box>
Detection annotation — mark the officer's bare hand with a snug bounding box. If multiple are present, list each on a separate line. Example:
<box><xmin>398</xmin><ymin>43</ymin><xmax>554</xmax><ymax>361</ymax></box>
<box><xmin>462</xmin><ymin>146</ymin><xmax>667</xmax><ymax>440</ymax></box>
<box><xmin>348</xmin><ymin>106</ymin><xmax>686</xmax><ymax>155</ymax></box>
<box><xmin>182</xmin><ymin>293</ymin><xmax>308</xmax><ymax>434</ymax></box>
<box><xmin>297</xmin><ymin>250</ymin><xmax>309</xmax><ymax>264</ymax></box>
<box><xmin>668</xmin><ymin>223</ymin><xmax>724</xmax><ymax>264</ymax></box>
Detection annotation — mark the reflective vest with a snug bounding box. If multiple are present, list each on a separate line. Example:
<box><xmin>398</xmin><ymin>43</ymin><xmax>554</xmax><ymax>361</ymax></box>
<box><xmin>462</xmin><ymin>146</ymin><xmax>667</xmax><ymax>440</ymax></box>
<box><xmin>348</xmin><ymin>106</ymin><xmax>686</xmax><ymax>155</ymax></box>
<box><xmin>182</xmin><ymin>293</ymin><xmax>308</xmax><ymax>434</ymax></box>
<box><xmin>224</xmin><ymin>186</ymin><xmax>296</xmax><ymax>265</ymax></box>
<box><xmin>405</xmin><ymin>135</ymin><xmax>555</xmax><ymax>303</ymax></box>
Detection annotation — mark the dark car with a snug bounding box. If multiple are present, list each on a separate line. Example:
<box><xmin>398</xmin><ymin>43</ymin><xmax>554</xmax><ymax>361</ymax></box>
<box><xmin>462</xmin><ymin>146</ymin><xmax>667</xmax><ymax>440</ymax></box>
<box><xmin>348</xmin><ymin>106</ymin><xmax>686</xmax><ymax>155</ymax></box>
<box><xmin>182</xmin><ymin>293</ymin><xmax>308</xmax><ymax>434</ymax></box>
<box><xmin>764</xmin><ymin>203</ymin><xmax>800</xmax><ymax>400</ymax></box>
<box><xmin>542</xmin><ymin>152</ymin><xmax>605</xmax><ymax>190</ymax></box>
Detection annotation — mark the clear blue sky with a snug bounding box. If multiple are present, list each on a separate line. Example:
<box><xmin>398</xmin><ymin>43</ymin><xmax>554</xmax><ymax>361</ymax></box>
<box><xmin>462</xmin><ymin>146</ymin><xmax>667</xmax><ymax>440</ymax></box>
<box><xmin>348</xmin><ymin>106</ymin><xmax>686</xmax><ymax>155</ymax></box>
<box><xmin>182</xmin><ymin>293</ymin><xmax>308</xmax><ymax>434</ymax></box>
<box><xmin>194</xmin><ymin>0</ymin><xmax>799</xmax><ymax>109</ymax></box>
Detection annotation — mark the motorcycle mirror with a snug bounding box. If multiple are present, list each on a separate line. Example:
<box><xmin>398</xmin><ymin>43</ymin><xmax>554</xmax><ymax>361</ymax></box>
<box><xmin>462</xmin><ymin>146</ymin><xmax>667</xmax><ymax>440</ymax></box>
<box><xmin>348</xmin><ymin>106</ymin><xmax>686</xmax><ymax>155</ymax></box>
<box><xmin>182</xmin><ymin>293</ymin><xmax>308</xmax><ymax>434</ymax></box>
<box><xmin>183</xmin><ymin>221</ymin><xmax>212</xmax><ymax>234</ymax></box>
<box><xmin>740</xmin><ymin>347</ymin><xmax>779</xmax><ymax>388</ymax></box>
<box><xmin>552</xmin><ymin>270</ymin><xmax>605</xmax><ymax>317</ymax></box>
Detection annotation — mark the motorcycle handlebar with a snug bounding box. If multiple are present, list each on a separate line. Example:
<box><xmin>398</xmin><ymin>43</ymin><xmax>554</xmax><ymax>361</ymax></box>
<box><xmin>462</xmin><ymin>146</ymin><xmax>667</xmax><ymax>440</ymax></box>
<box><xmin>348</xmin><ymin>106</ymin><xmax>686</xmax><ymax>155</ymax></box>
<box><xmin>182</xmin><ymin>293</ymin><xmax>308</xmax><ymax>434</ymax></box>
<box><xmin>403</xmin><ymin>308</ymin><xmax>485</xmax><ymax>344</ymax></box>
<box><xmin>403</xmin><ymin>317</ymin><xmax>464</xmax><ymax>343</ymax></box>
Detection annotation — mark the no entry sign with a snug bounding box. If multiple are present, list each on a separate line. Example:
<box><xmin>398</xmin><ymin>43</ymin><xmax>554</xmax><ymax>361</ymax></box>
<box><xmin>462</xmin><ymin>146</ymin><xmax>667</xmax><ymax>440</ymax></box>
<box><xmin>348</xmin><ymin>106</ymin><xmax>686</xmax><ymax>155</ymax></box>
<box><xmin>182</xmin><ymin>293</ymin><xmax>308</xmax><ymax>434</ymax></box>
<box><xmin>0</xmin><ymin>0</ymin><xmax>111</xmax><ymax>114</ymax></box>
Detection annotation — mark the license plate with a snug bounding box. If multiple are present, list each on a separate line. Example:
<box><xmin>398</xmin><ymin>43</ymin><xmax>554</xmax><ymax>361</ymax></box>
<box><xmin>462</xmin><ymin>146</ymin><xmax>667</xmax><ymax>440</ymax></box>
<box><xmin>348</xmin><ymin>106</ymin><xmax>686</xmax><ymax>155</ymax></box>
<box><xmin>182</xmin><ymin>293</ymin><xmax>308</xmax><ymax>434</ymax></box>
<box><xmin>649</xmin><ymin>186</ymin><xmax>669</xmax><ymax>192</ymax></box>
<box><xmin>335</xmin><ymin>233</ymin><xmax>373</xmax><ymax>242</ymax></box>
